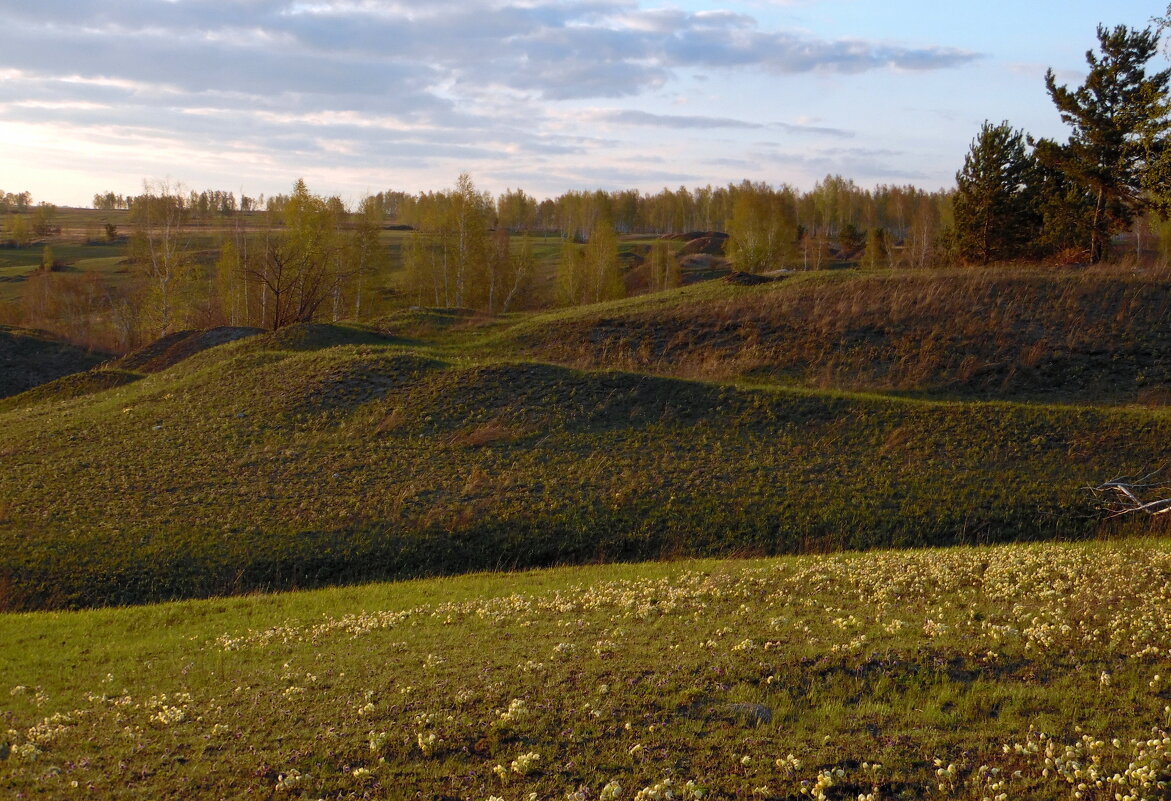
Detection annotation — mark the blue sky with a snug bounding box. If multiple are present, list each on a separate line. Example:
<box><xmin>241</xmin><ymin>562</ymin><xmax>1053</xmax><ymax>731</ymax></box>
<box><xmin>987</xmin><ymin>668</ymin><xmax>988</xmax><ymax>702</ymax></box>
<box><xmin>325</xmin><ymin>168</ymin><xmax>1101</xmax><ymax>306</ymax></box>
<box><xmin>0</xmin><ymin>0</ymin><xmax>1165</xmax><ymax>207</ymax></box>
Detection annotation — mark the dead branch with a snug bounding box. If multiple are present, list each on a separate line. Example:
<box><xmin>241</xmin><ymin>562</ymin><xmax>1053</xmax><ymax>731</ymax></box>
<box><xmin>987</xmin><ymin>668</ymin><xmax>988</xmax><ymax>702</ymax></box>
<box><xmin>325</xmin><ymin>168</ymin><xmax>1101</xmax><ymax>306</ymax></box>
<box><xmin>1091</xmin><ymin>470</ymin><xmax>1171</xmax><ymax>518</ymax></box>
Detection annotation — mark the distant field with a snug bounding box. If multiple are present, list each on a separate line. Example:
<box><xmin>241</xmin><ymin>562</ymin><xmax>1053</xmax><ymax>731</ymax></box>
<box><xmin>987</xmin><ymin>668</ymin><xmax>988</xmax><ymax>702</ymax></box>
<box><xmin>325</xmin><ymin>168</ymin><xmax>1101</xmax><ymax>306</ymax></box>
<box><xmin>2</xmin><ymin>540</ymin><xmax>1170</xmax><ymax>799</ymax></box>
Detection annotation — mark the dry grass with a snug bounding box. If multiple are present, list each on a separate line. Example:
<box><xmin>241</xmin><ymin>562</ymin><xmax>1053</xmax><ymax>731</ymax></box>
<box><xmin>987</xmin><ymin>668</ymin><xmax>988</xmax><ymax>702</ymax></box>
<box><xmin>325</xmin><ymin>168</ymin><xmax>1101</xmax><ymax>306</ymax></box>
<box><xmin>450</xmin><ymin>419</ymin><xmax>533</xmax><ymax>448</ymax></box>
<box><xmin>508</xmin><ymin>264</ymin><xmax>1171</xmax><ymax>403</ymax></box>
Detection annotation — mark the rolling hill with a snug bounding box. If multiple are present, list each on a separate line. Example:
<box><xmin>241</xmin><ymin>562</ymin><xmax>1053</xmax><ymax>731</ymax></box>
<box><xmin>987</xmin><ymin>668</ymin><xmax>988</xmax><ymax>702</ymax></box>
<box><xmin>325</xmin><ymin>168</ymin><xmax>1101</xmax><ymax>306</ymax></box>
<box><xmin>3</xmin><ymin>266</ymin><xmax>1171</xmax><ymax>609</ymax></box>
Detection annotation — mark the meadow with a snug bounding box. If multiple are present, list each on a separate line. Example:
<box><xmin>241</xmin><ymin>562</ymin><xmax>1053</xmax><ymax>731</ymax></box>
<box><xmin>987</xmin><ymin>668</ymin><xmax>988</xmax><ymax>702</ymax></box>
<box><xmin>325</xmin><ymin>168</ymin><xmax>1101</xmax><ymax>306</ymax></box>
<box><xmin>4</xmin><ymin>305</ymin><xmax>1171</xmax><ymax>610</ymax></box>
<box><xmin>4</xmin><ymin>220</ymin><xmax>1171</xmax><ymax>798</ymax></box>
<box><xmin>2</xmin><ymin>540</ymin><xmax>1170</xmax><ymax>800</ymax></box>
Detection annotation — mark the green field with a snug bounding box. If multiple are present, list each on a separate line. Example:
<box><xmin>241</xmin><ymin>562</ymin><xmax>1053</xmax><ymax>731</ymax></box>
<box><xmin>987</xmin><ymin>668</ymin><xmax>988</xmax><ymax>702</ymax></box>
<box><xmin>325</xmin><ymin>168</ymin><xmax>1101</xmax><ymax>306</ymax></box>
<box><xmin>5</xmin><ymin>306</ymin><xmax>1171</xmax><ymax>610</ymax></box>
<box><xmin>4</xmin><ymin>255</ymin><xmax>1171</xmax><ymax>798</ymax></box>
<box><xmin>3</xmin><ymin>540</ymin><xmax>1171</xmax><ymax>799</ymax></box>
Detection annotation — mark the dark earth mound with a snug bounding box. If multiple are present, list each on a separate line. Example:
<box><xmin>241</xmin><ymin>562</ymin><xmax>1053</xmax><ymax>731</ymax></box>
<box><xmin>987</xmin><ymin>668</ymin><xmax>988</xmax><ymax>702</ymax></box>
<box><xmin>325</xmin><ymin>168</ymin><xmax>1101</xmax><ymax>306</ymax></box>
<box><xmin>0</xmin><ymin>326</ymin><xmax>108</xmax><ymax>399</ymax></box>
<box><xmin>115</xmin><ymin>326</ymin><xmax>264</xmax><ymax>373</ymax></box>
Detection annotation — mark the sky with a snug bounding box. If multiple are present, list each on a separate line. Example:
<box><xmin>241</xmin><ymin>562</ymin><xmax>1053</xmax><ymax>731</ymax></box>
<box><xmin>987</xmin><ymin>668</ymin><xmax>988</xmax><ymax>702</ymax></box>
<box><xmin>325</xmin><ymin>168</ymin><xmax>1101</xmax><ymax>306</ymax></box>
<box><xmin>0</xmin><ymin>0</ymin><xmax>1167</xmax><ymax>208</ymax></box>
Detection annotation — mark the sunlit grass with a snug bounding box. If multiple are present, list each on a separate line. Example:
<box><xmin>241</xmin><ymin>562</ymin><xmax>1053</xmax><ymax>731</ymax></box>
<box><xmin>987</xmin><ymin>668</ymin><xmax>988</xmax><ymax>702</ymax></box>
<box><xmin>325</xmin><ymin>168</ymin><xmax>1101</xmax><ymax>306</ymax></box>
<box><xmin>2</xmin><ymin>541</ymin><xmax>1170</xmax><ymax>799</ymax></box>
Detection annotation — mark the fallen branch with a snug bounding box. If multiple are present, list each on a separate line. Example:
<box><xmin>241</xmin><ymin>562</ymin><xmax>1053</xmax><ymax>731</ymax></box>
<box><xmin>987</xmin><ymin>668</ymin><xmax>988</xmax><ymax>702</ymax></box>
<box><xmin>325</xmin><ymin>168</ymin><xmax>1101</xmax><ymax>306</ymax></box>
<box><xmin>1091</xmin><ymin>470</ymin><xmax>1171</xmax><ymax>518</ymax></box>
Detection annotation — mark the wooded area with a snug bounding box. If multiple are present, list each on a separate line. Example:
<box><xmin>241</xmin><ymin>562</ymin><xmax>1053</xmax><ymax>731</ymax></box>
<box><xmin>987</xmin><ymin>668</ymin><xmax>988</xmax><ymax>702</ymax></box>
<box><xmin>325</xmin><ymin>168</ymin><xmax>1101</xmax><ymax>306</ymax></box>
<box><xmin>3</xmin><ymin>22</ymin><xmax>1171</xmax><ymax>354</ymax></box>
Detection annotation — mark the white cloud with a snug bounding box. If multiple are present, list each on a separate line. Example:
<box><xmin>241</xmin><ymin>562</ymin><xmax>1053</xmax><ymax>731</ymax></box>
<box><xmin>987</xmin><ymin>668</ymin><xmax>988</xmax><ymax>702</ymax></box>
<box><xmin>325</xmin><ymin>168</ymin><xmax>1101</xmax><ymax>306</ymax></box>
<box><xmin>0</xmin><ymin>0</ymin><xmax>981</xmax><ymax>203</ymax></box>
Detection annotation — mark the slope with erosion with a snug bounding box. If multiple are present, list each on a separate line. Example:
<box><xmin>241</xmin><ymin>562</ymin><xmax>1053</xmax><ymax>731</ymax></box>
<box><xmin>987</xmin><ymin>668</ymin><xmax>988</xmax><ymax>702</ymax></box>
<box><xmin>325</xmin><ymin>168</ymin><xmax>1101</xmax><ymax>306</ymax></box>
<box><xmin>488</xmin><ymin>265</ymin><xmax>1171</xmax><ymax>405</ymax></box>
<box><xmin>1</xmin><ymin>310</ymin><xmax>1169</xmax><ymax>609</ymax></box>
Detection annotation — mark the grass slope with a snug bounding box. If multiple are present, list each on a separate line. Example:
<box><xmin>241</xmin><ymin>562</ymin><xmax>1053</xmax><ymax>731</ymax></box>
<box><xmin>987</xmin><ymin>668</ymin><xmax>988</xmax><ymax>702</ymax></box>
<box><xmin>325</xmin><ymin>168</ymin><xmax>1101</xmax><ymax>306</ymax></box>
<box><xmin>0</xmin><ymin>325</ymin><xmax>107</xmax><ymax>400</ymax></box>
<box><xmin>2</xmin><ymin>541</ymin><xmax>1170</xmax><ymax>800</ymax></box>
<box><xmin>2</xmin><ymin>313</ymin><xmax>1170</xmax><ymax>609</ymax></box>
<box><xmin>490</xmin><ymin>266</ymin><xmax>1171</xmax><ymax>404</ymax></box>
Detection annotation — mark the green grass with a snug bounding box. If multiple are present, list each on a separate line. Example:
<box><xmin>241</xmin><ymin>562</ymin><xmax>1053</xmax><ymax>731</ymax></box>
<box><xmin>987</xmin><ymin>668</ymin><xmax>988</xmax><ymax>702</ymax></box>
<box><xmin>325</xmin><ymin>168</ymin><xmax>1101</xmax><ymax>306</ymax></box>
<box><xmin>1</xmin><ymin>316</ymin><xmax>1169</xmax><ymax>609</ymax></box>
<box><xmin>2</xmin><ymin>540</ymin><xmax>1170</xmax><ymax>799</ymax></box>
<box><xmin>5</xmin><ymin>253</ymin><xmax>1171</xmax><ymax>797</ymax></box>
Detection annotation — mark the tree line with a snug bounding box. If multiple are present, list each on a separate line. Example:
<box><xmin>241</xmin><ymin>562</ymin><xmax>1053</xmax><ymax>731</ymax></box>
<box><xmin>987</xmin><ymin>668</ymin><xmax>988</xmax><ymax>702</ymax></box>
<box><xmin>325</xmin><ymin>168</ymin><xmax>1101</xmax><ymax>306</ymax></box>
<box><xmin>93</xmin><ymin>189</ymin><xmax>265</xmax><ymax>216</ymax></box>
<box><xmin>9</xmin><ymin>17</ymin><xmax>1171</xmax><ymax>352</ymax></box>
<box><xmin>0</xmin><ymin>191</ymin><xmax>33</xmax><ymax>213</ymax></box>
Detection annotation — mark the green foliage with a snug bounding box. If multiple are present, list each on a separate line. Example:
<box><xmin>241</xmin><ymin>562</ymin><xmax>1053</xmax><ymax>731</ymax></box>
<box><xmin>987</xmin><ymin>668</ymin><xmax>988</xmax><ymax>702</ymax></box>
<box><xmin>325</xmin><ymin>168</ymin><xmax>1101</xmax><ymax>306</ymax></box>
<box><xmin>1035</xmin><ymin>25</ymin><xmax>1171</xmax><ymax>263</ymax></box>
<box><xmin>402</xmin><ymin>174</ymin><xmax>537</xmax><ymax>313</ymax></box>
<box><xmin>861</xmin><ymin>227</ymin><xmax>889</xmax><ymax>269</ymax></box>
<box><xmin>128</xmin><ymin>182</ymin><xmax>198</xmax><ymax>337</ymax></box>
<box><xmin>727</xmin><ymin>187</ymin><xmax>797</xmax><ymax>273</ymax></box>
<box><xmin>405</xmin><ymin>174</ymin><xmax>488</xmax><ymax>307</ymax></box>
<box><xmin>647</xmin><ymin>240</ymin><xmax>680</xmax><ymax>291</ymax></box>
<box><xmin>583</xmin><ymin>218</ymin><xmax>624</xmax><ymax>303</ymax></box>
<box><xmin>8</xmin><ymin>213</ymin><xmax>31</xmax><ymax>247</ymax></box>
<box><xmin>497</xmin><ymin>187</ymin><xmax>538</xmax><ymax>232</ymax></box>
<box><xmin>30</xmin><ymin>202</ymin><xmax>57</xmax><ymax>238</ymax></box>
<box><xmin>348</xmin><ymin>195</ymin><xmax>389</xmax><ymax>319</ymax></box>
<box><xmin>953</xmin><ymin>121</ymin><xmax>1040</xmax><ymax>264</ymax></box>
<box><xmin>556</xmin><ymin>242</ymin><xmax>589</xmax><ymax>306</ymax></box>
<box><xmin>239</xmin><ymin>179</ymin><xmax>353</xmax><ymax>331</ymax></box>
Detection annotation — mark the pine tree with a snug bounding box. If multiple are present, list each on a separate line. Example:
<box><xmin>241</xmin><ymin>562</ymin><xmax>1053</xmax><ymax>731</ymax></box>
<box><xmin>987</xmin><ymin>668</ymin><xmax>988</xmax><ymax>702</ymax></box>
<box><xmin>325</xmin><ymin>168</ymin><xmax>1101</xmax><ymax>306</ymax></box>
<box><xmin>1034</xmin><ymin>25</ymin><xmax>1171</xmax><ymax>263</ymax></box>
<box><xmin>953</xmin><ymin>121</ymin><xmax>1039</xmax><ymax>264</ymax></box>
<box><xmin>837</xmin><ymin>223</ymin><xmax>864</xmax><ymax>256</ymax></box>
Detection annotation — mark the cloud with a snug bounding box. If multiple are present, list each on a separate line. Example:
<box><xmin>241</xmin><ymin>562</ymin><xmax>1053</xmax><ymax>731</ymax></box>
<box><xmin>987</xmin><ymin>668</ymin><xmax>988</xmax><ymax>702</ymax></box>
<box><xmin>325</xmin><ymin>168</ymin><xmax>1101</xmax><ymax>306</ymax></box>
<box><xmin>0</xmin><ymin>1</ymin><xmax>977</xmax><ymax>202</ymax></box>
<box><xmin>587</xmin><ymin>109</ymin><xmax>854</xmax><ymax>138</ymax></box>
<box><xmin>1009</xmin><ymin>62</ymin><xmax>1084</xmax><ymax>86</ymax></box>
<box><xmin>0</xmin><ymin>1</ymin><xmax>981</xmax><ymax>105</ymax></box>
<box><xmin>589</xmin><ymin>110</ymin><xmax>765</xmax><ymax>129</ymax></box>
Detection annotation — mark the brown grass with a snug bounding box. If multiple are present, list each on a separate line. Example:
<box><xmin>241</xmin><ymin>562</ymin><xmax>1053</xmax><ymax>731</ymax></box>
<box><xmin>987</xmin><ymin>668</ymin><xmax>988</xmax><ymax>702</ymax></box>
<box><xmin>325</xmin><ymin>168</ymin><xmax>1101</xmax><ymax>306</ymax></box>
<box><xmin>449</xmin><ymin>419</ymin><xmax>531</xmax><ymax>448</ymax></box>
<box><xmin>516</xmin><ymin>264</ymin><xmax>1171</xmax><ymax>403</ymax></box>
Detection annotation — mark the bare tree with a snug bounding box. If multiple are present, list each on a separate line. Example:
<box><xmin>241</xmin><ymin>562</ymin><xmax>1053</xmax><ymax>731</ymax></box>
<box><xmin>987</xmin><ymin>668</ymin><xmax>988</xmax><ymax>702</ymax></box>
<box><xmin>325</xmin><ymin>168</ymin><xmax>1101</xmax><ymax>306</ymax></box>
<box><xmin>241</xmin><ymin>180</ymin><xmax>349</xmax><ymax>331</ymax></box>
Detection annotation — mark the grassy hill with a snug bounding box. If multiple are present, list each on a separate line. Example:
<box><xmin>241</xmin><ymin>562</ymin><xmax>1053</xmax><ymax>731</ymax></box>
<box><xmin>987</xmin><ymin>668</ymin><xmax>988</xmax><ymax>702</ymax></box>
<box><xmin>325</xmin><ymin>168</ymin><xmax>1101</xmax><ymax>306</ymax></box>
<box><xmin>0</xmin><ymin>325</ymin><xmax>108</xmax><ymax>399</ymax></box>
<box><xmin>6</xmin><ymin>264</ymin><xmax>1171</xmax><ymax>798</ymax></box>
<box><xmin>2</xmin><ymin>540</ymin><xmax>1170</xmax><ymax>799</ymax></box>
<box><xmin>2</xmin><ymin>283</ymin><xmax>1171</xmax><ymax>608</ymax></box>
<box><xmin>491</xmin><ymin>265</ymin><xmax>1171</xmax><ymax>404</ymax></box>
